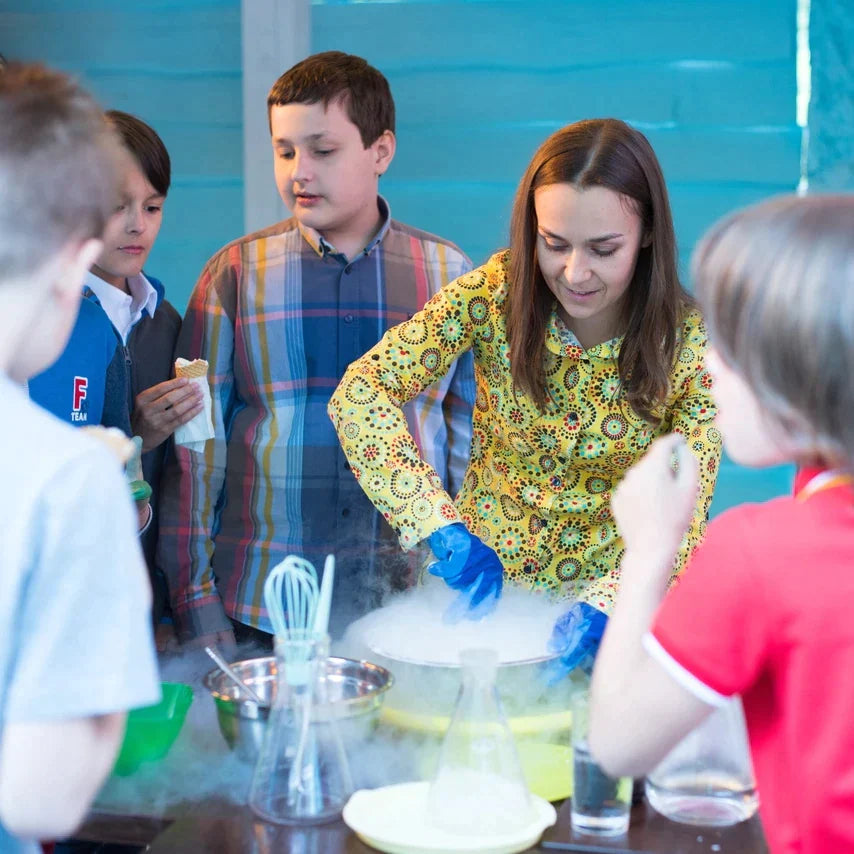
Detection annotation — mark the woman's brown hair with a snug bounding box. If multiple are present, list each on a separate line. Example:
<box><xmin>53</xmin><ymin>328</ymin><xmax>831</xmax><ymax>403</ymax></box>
<box><xmin>506</xmin><ymin>118</ymin><xmax>691</xmax><ymax>421</ymax></box>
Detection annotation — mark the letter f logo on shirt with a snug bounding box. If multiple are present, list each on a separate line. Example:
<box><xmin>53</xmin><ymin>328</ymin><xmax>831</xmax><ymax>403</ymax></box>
<box><xmin>73</xmin><ymin>376</ymin><xmax>88</xmax><ymax>412</ymax></box>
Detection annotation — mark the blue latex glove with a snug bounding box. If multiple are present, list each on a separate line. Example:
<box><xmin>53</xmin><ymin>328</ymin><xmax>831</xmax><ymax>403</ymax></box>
<box><xmin>546</xmin><ymin>601</ymin><xmax>609</xmax><ymax>682</ymax></box>
<box><xmin>427</xmin><ymin>522</ymin><xmax>503</xmax><ymax>622</ymax></box>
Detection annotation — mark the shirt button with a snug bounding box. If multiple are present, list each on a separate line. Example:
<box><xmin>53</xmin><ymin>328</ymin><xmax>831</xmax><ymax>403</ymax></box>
<box><xmin>344</xmin><ymin>314</ymin><xmax>354</xmax><ymax>324</ymax></box>
<box><xmin>341</xmin><ymin>508</ymin><xmax>350</xmax><ymax>518</ymax></box>
<box><xmin>344</xmin><ymin>266</ymin><xmax>353</xmax><ymax>275</ymax></box>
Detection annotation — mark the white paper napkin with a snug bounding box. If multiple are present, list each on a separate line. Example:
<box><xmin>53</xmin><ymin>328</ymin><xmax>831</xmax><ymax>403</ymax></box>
<box><xmin>173</xmin><ymin>358</ymin><xmax>214</xmax><ymax>452</ymax></box>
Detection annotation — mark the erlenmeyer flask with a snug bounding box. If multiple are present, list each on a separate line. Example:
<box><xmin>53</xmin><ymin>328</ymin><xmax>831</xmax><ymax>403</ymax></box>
<box><xmin>248</xmin><ymin>632</ymin><xmax>353</xmax><ymax>825</ymax></box>
<box><xmin>645</xmin><ymin>695</ymin><xmax>758</xmax><ymax>826</ymax></box>
<box><xmin>427</xmin><ymin>648</ymin><xmax>534</xmax><ymax>835</ymax></box>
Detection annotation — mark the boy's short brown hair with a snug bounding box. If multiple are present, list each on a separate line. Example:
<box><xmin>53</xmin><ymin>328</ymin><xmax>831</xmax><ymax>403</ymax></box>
<box><xmin>267</xmin><ymin>51</ymin><xmax>395</xmax><ymax>148</ymax></box>
<box><xmin>107</xmin><ymin>110</ymin><xmax>171</xmax><ymax>198</ymax></box>
<box><xmin>0</xmin><ymin>62</ymin><xmax>120</xmax><ymax>281</ymax></box>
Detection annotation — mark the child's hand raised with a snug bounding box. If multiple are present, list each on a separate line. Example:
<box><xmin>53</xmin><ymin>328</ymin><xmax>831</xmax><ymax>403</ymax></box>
<box><xmin>132</xmin><ymin>377</ymin><xmax>205</xmax><ymax>453</ymax></box>
<box><xmin>611</xmin><ymin>434</ymin><xmax>699</xmax><ymax>568</ymax></box>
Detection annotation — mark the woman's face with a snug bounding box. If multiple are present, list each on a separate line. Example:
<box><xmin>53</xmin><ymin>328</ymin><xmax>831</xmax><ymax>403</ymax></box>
<box><xmin>91</xmin><ymin>147</ymin><xmax>164</xmax><ymax>290</ymax></box>
<box><xmin>533</xmin><ymin>183</ymin><xmax>648</xmax><ymax>349</ymax></box>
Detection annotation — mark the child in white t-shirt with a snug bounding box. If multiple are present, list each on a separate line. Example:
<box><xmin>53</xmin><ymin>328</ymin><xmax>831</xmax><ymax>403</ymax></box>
<box><xmin>0</xmin><ymin>63</ymin><xmax>160</xmax><ymax>853</ymax></box>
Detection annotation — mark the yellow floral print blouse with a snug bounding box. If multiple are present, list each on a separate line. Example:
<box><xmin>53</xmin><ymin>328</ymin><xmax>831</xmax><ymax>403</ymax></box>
<box><xmin>329</xmin><ymin>251</ymin><xmax>721</xmax><ymax>612</ymax></box>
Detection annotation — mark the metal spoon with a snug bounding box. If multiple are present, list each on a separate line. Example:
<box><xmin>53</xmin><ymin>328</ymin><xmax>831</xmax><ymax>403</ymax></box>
<box><xmin>204</xmin><ymin>645</ymin><xmax>267</xmax><ymax>706</ymax></box>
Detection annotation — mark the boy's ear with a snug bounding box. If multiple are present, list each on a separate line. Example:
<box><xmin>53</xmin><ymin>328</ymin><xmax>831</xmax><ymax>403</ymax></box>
<box><xmin>52</xmin><ymin>238</ymin><xmax>103</xmax><ymax>302</ymax></box>
<box><xmin>372</xmin><ymin>130</ymin><xmax>396</xmax><ymax>177</ymax></box>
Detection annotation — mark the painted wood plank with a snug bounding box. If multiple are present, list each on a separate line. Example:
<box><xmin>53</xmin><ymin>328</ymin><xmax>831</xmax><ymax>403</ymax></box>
<box><xmin>156</xmin><ymin>181</ymin><xmax>244</xmax><ymax>237</ymax></box>
<box><xmin>806</xmin><ymin>0</ymin><xmax>854</xmax><ymax>190</ymax></box>
<box><xmin>4</xmin><ymin>0</ymin><xmax>235</xmax><ymax>11</ymax></box>
<box><xmin>147</xmin><ymin>228</ymin><xmax>242</xmax><ymax>314</ymax></box>
<box><xmin>2</xmin><ymin>7</ymin><xmax>241</xmax><ymax>71</ymax></box>
<box><xmin>382</xmin><ymin>178</ymin><xmax>796</xmax><ymax>279</ymax></box>
<box><xmin>312</xmin><ymin>0</ymin><xmax>796</xmax><ymax>66</ymax></box>
<box><xmin>144</xmin><ymin>239</ymin><xmax>219</xmax><ymax>314</ymax></box>
<box><xmin>390</xmin><ymin>124</ymin><xmax>802</xmax><ymax>186</ymax></box>
<box><xmin>385</xmin><ymin>64</ymin><xmax>796</xmax><ymax>129</ymax></box>
<box><xmin>383</xmin><ymin>181</ymin><xmax>513</xmax><ymax>264</ymax></box>
<box><xmin>61</xmin><ymin>70</ymin><xmax>242</xmax><ymax>127</ymax></box>
<box><xmin>152</xmin><ymin>124</ymin><xmax>243</xmax><ymax>178</ymax></box>
<box><xmin>669</xmin><ymin>182</ymin><xmax>798</xmax><ymax>249</ymax></box>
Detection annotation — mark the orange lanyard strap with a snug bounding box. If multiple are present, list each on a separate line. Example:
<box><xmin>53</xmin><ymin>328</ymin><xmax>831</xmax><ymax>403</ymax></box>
<box><xmin>796</xmin><ymin>471</ymin><xmax>853</xmax><ymax>502</ymax></box>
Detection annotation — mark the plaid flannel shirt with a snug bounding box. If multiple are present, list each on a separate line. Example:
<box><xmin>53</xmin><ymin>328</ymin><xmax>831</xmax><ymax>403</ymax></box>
<box><xmin>158</xmin><ymin>200</ymin><xmax>474</xmax><ymax>637</ymax></box>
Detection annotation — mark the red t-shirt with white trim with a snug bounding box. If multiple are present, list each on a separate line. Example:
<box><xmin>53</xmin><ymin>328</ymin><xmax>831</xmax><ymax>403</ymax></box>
<box><xmin>651</xmin><ymin>477</ymin><xmax>854</xmax><ymax>854</ymax></box>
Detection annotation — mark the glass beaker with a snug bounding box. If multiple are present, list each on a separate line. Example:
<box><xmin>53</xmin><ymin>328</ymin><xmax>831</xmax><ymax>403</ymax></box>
<box><xmin>645</xmin><ymin>696</ymin><xmax>758</xmax><ymax>826</ymax></box>
<box><xmin>248</xmin><ymin>632</ymin><xmax>353</xmax><ymax>825</ymax></box>
<box><xmin>427</xmin><ymin>648</ymin><xmax>534</xmax><ymax>836</ymax></box>
<box><xmin>571</xmin><ymin>690</ymin><xmax>632</xmax><ymax>834</ymax></box>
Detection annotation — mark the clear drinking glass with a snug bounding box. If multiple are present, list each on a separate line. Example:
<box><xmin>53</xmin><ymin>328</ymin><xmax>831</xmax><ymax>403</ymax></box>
<box><xmin>645</xmin><ymin>696</ymin><xmax>758</xmax><ymax>826</ymax></box>
<box><xmin>248</xmin><ymin>632</ymin><xmax>353</xmax><ymax>825</ymax></box>
<box><xmin>571</xmin><ymin>691</ymin><xmax>632</xmax><ymax>835</ymax></box>
<box><xmin>427</xmin><ymin>648</ymin><xmax>534</xmax><ymax>836</ymax></box>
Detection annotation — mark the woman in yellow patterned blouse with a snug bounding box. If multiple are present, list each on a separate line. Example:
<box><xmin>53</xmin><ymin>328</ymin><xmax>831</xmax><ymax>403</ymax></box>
<box><xmin>329</xmin><ymin>119</ymin><xmax>721</xmax><ymax>665</ymax></box>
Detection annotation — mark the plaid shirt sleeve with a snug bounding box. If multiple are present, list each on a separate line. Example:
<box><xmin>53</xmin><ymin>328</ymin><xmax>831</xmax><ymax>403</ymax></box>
<box><xmin>441</xmin><ymin>251</ymin><xmax>476</xmax><ymax>497</ymax></box>
<box><xmin>329</xmin><ymin>264</ymin><xmax>494</xmax><ymax>549</ymax></box>
<box><xmin>444</xmin><ymin>345</ymin><xmax>476</xmax><ymax>497</ymax></box>
<box><xmin>412</xmin><ymin>244</ymin><xmax>475</xmax><ymax>498</ymax></box>
<box><xmin>157</xmin><ymin>247</ymin><xmax>239</xmax><ymax>640</ymax></box>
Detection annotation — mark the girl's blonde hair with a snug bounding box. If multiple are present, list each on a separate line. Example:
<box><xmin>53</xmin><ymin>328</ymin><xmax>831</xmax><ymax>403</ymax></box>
<box><xmin>693</xmin><ymin>194</ymin><xmax>854</xmax><ymax>468</ymax></box>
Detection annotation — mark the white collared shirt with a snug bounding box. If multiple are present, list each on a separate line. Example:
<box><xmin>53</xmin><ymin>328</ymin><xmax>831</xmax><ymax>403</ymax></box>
<box><xmin>85</xmin><ymin>271</ymin><xmax>158</xmax><ymax>344</ymax></box>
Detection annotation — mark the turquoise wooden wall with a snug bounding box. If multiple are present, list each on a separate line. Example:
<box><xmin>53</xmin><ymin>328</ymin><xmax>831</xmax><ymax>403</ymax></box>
<box><xmin>3</xmin><ymin>0</ymin><xmax>804</xmax><ymax>512</ymax></box>
<box><xmin>312</xmin><ymin>0</ymin><xmax>800</xmax><ymax>513</ymax></box>
<box><xmin>313</xmin><ymin>0</ymin><xmax>801</xmax><ymax>271</ymax></box>
<box><xmin>0</xmin><ymin>0</ymin><xmax>244</xmax><ymax>315</ymax></box>
<box><xmin>808</xmin><ymin>0</ymin><xmax>854</xmax><ymax>190</ymax></box>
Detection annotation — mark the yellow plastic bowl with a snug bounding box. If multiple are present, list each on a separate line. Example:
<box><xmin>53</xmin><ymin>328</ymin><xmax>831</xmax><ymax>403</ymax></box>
<box><xmin>379</xmin><ymin>704</ymin><xmax>572</xmax><ymax>737</ymax></box>
<box><xmin>379</xmin><ymin>705</ymin><xmax>574</xmax><ymax>802</ymax></box>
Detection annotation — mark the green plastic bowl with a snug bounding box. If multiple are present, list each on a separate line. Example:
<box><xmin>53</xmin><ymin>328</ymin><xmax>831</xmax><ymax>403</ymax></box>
<box><xmin>112</xmin><ymin>682</ymin><xmax>193</xmax><ymax>776</ymax></box>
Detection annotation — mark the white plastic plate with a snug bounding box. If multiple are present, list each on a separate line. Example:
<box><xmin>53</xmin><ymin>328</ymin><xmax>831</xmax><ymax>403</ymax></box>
<box><xmin>342</xmin><ymin>781</ymin><xmax>557</xmax><ymax>854</ymax></box>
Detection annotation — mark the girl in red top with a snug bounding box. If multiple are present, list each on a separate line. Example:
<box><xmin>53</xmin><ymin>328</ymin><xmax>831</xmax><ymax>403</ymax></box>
<box><xmin>588</xmin><ymin>194</ymin><xmax>854</xmax><ymax>854</ymax></box>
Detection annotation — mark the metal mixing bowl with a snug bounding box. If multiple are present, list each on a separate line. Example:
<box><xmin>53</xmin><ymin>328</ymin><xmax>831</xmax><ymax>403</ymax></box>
<box><xmin>203</xmin><ymin>655</ymin><xmax>393</xmax><ymax>761</ymax></box>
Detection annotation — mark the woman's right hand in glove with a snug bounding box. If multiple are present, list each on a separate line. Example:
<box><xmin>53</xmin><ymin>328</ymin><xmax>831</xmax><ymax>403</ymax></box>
<box><xmin>427</xmin><ymin>522</ymin><xmax>504</xmax><ymax>622</ymax></box>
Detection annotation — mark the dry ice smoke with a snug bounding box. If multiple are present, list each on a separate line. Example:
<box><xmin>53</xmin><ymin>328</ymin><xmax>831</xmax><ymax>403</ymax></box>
<box><xmin>93</xmin><ymin>639</ymin><xmax>435</xmax><ymax>821</ymax></box>
<box><xmin>93</xmin><ymin>584</ymin><xmax>577</xmax><ymax>822</ymax></box>
<box><xmin>92</xmin><ymin>645</ymin><xmax>259</xmax><ymax>819</ymax></box>
<box><xmin>336</xmin><ymin>581</ymin><xmax>579</xmax><ymax>723</ymax></box>
<box><xmin>338</xmin><ymin>581</ymin><xmax>567</xmax><ymax>665</ymax></box>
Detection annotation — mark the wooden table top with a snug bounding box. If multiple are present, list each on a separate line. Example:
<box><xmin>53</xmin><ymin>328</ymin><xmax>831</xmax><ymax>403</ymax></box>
<box><xmin>80</xmin><ymin>795</ymin><xmax>769</xmax><ymax>853</ymax></box>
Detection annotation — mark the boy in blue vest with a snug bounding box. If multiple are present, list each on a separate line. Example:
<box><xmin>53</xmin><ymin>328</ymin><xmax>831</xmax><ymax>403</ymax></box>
<box><xmin>28</xmin><ymin>299</ymin><xmax>130</xmax><ymax>434</ymax></box>
<box><xmin>31</xmin><ymin>110</ymin><xmax>202</xmax><ymax>599</ymax></box>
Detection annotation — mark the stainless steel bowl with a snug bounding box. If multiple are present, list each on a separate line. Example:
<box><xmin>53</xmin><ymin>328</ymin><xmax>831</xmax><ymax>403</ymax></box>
<box><xmin>203</xmin><ymin>655</ymin><xmax>393</xmax><ymax>761</ymax></box>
